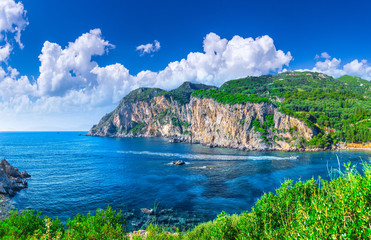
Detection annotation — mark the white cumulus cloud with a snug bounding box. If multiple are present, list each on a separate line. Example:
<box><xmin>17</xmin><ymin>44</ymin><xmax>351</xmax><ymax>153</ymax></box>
<box><xmin>0</xmin><ymin>0</ymin><xmax>28</xmax><ymax>48</ymax></box>
<box><xmin>0</xmin><ymin>28</ymin><xmax>294</xmax><ymax>130</ymax></box>
<box><xmin>131</xmin><ymin>33</ymin><xmax>292</xmax><ymax>88</ymax></box>
<box><xmin>37</xmin><ymin>29</ymin><xmax>113</xmax><ymax>96</ymax></box>
<box><xmin>311</xmin><ymin>57</ymin><xmax>371</xmax><ymax>80</ymax></box>
<box><xmin>136</xmin><ymin>40</ymin><xmax>160</xmax><ymax>55</ymax></box>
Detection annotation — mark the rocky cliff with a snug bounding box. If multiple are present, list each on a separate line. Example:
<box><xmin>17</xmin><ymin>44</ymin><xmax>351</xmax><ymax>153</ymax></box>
<box><xmin>0</xmin><ymin>159</ymin><xmax>30</xmax><ymax>196</ymax></box>
<box><xmin>189</xmin><ymin>98</ymin><xmax>316</xmax><ymax>151</ymax></box>
<box><xmin>88</xmin><ymin>81</ymin><xmax>317</xmax><ymax>151</ymax></box>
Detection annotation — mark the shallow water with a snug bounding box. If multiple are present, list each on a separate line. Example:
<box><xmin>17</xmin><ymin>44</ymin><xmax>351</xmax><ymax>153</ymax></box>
<box><xmin>0</xmin><ymin>132</ymin><xmax>370</xmax><ymax>229</ymax></box>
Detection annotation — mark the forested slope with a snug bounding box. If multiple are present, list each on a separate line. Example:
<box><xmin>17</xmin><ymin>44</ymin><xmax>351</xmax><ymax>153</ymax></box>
<box><xmin>193</xmin><ymin>71</ymin><xmax>371</xmax><ymax>147</ymax></box>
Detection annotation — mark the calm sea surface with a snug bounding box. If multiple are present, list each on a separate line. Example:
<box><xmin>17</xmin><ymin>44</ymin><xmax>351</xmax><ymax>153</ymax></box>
<box><xmin>0</xmin><ymin>132</ymin><xmax>370</xmax><ymax>228</ymax></box>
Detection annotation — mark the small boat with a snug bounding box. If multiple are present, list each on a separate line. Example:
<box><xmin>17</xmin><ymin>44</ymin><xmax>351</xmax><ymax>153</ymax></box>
<box><xmin>289</xmin><ymin>155</ymin><xmax>298</xmax><ymax>160</ymax></box>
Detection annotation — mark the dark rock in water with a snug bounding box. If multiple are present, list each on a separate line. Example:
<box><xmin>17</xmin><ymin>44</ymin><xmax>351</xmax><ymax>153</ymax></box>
<box><xmin>171</xmin><ymin>160</ymin><xmax>185</xmax><ymax>165</ymax></box>
<box><xmin>140</xmin><ymin>208</ymin><xmax>154</xmax><ymax>215</ymax></box>
<box><xmin>207</xmin><ymin>144</ymin><xmax>217</xmax><ymax>148</ymax></box>
<box><xmin>0</xmin><ymin>159</ymin><xmax>30</xmax><ymax>197</ymax></box>
<box><xmin>168</xmin><ymin>137</ymin><xmax>186</xmax><ymax>143</ymax></box>
<box><xmin>20</xmin><ymin>171</ymin><xmax>31</xmax><ymax>178</ymax></box>
<box><xmin>169</xmin><ymin>138</ymin><xmax>181</xmax><ymax>143</ymax></box>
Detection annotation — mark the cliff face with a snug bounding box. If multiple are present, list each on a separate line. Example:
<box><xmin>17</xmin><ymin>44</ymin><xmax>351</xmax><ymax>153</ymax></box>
<box><xmin>89</xmin><ymin>94</ymin><xmax>192</xmax><ymax>138</ymax></box>
<box><xmin>88</xmin><ymin>86</ymin><xmax>317</xmax><ymax>151</ymax></box>
<box><xmin>189</xmin><ymin>98</ymin><xmax>315</xmax><ymax>151</ymax></box>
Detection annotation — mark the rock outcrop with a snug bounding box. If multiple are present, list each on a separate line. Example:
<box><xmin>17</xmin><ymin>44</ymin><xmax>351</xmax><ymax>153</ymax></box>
<box><xmin>171</xmin><ymin>160</ymin><xmax>185</xmax><ymax>165</ymax></box>
<box><xmin>88</xmin><ymin>82</ymin><xmax>317</xmax><ymax>151</ymax></box>
<box><xmin>189</xmin><ymin>98</ymin><xmax>316</xmax><ymax>151</ymax></box>
<box><xmin>0</xmin><ymin>159</ymin><xmax>30</xmax><ymax>196</ymax></box>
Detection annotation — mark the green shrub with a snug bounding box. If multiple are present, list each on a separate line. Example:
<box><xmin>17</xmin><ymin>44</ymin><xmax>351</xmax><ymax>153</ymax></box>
<box><xmin>130</xmin><ymin>122</ymin><xmax>145</xmax><ymax>134</ymax></box>
<box><xmin>262</xmin><ymin>114</ymin><xmax>274</xmax><ymax>129</ymax></box>
<box><xmin>0</xmin><ymin>207</ymin><xmax>125</xmax><ymax>240</ymax></box>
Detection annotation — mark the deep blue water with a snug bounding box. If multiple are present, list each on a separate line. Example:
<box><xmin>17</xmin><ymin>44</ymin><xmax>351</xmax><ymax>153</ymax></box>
<box><xmin>0</xmin><ymin>132</ymin><xmax>370</xmax><ymax>225</ymax></box>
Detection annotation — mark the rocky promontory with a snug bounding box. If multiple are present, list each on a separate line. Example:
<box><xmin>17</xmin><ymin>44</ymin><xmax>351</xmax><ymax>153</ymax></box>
<box><xmin>87</xmin><ymin>80</ymin><xmax>319</xmax><ymax>151</ymax></box>
<box><xmin>88</xmin><ymin>71</ymin><xmax>371</xmax><ymax>151</ymax></box>
<box><xmin>0</xmin><ymin>159</ymin><xmax>30</xmax><ymax>196</ymax></box>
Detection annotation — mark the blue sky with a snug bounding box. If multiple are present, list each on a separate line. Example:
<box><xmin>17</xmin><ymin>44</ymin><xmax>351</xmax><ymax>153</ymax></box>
<box><xmin>0</xmin><ymin>0</ymin><xmax>371</xmax><ymax>130</ymax></box>
<box><xmin>13</xmin><ymin>0</ymin><xmax>371</xmax><ymax>76</ymax></box>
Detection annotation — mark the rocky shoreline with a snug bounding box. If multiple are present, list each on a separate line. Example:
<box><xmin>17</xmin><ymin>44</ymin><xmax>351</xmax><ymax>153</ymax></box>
<box><xmin>0</xmin><ymin>159</ymin><xmax>31</xmax><ymax>197</ymax></box>
<box><xmin>167</xmin><ymin>136</ymin><xmax>351</xmax><ymax>152</ymax></box>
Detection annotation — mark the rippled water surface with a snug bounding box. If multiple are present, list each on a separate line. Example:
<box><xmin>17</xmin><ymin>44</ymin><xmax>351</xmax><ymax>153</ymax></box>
<box><xmin>0</xmin><ymin>132</ymin><xmax>370</xmax><ymax>227</ymax></box>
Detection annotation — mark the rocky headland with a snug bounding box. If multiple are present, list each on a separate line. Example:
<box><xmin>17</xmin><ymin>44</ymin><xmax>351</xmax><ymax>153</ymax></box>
<box><xmin>87</xmin><ymin>72</ymin><xmax>371</xmax><ymax>151</ymax></box>
<box><xmin>0</xmin><ymin>159</ymin><xmax>30</xmax><ymax>197</ymax></box>
<box><xmin>87</xmin><ymin>82</ymin><xmax>321</xmax><ymax>151</ymax></box>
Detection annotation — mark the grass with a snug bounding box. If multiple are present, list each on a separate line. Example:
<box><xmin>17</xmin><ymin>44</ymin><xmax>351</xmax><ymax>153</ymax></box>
<box><xmin>1</xmin><ymin>161</ymin><xmax>370</xmax><ymax>239</ymax></box>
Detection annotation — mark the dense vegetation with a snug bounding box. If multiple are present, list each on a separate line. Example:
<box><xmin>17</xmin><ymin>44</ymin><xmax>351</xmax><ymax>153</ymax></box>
<box><xmin>192</xmin><ymin>89</ymin><xmax>270</xmax><ymax>105</ymax></box>
<box><xmin>1</xmin><ymin>162</ymin><xmax>370</xmax><ymax>239</ymax></box>
<box><xmin>192</xmin><ymin>72</ymin><xmax>371</xmax><ymax>145</ymax></box>
<box><xmin>122</xmin><ymin>88</ymin><xmax>163</xmax><ymax>105</ymax></box>
<box><xmin>156</xmin><ymin>82</ymin><xmax>215</xmax><ymax>105</ymax></box>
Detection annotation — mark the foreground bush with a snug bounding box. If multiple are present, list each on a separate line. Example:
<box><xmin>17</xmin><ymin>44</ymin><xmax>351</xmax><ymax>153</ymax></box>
<box><xmin>0</xmin><ymin>207</ymin><xmax>125</xmax><ymax>239</ymax></box>
<box><xmin>0</xmin><ymin>162</ymin><xmax>370</xmax><ymax>239</ymax></box>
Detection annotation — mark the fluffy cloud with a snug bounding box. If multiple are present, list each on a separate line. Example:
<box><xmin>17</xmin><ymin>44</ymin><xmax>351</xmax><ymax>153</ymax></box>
<box><xmin>312</xmin><ymin>57</ymin><xmax>371</xmax><ymax>80</ymax></box>
<box><xmin>37</xmin><ymin>29</ymin><xmax>113</xmax><ymax>96</ymax></box>
<box><xmin>0</xmin><ymin>43</ymin><xmax>11</xmax><ymax>62</ymax></box>
<box><xmin>136</xmin><ymin>40</ymin><xmax>160</xmax><ymax>55</ymax></box>
<box><xmin>0</xmin><ymin>26</ymin><xmax>294</xmax><ymax>129</ymax></box>
<box><xmin>315</xmin><ymin>52</ymin><xmax>331</xmax><ymax>60</ymax></box>
<box><xmin>0</xmin><ymin>0</ymin><xmax>35</xmax><ymax>114</ymax></box>
<box><xmin>131</xmin><ymin>33</ymin><xmax>292</xmax><ymax>88</ymax></box>
<box><xmin>1</xmin><ymin>31</ymin><xmax>293</xmax><ymax>112</ymax></box>
<box><xmin>0</xmin><ymin>0</ymin><xmax>28</xmax><ymax>48</ymax></box>
<box><xmin>0</xmin><ymin>1</ymin><xmax>289</xmax><ymax>130</ymax></box>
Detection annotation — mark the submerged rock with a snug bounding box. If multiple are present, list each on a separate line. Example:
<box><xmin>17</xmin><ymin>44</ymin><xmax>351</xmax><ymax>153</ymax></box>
<box><xmin>140</xmin><ymin>208</ymin><xmax>154</xmax><ymax>215</ymax></box>
<box><xmin>124</xmin><ymin>206</ymin><xmax>208</xmax><ymax>232</ymax></box>
<box><xmin>0</xmin><ymin>159</ymin><xmax>30</xmax><ymax>196</ymax></box>
<box><xmin>171</xmin><ymin>160</ymin><xmax>185</xmax><ymax>165</ymax></box>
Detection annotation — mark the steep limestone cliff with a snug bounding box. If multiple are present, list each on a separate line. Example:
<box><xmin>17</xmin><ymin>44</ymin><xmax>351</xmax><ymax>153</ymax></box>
<box><xmin>88</xmin><ymin>82</ymin><xmax>317</xmax><ymax>151</ymax></box>
<box><xmin>189</xmin><ymin>98</ymin><xmax>315</xmax><ymax>151</ymax></box>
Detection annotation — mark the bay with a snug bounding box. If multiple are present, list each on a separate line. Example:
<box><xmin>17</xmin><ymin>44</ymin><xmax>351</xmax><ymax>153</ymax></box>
<box><xmin>0</xmin><ymin>132</ymin><xmax>369</xmax><ymax>230</ymax></box>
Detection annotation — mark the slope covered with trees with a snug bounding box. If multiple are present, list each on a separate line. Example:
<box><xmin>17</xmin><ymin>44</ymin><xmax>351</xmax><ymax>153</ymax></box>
<box><xmin>192</xmin><ymin>71</ymin><xmax>371</xmax><ymax>147</ymax></box>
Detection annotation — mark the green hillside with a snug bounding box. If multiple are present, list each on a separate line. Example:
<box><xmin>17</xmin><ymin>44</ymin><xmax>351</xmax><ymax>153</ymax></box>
<box><xmin>192</xmin><ymin>71</ymin><xmax>371</xmax><ymax>146</ymax></box>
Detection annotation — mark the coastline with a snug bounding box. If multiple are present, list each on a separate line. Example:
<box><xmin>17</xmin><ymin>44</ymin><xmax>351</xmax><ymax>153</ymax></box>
<box><xmin>0</xmin><ymin>195</ymin><xmax>14</xmax><ymax>220</ymax></box>
<box><xmin>86</xmin><ymin>134</ymin><xmax>371</xmax><ymax>153</ymax></box>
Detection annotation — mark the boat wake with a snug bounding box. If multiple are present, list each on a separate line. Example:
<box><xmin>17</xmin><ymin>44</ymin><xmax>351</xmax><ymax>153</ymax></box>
<box><xmin>117</xmin><ymin>151</ymin><xmax>298</xmax><ymax>161</ymax></box>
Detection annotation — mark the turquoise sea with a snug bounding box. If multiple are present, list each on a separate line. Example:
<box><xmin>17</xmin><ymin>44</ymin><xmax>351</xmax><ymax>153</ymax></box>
<box><xmin>0</xmin><ymin>132</ymin><xmax>370</xmax><ymax>230</ymax></box>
